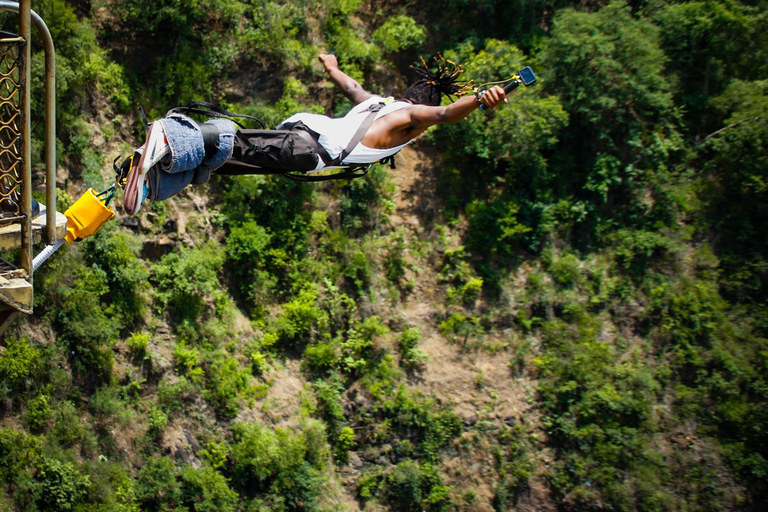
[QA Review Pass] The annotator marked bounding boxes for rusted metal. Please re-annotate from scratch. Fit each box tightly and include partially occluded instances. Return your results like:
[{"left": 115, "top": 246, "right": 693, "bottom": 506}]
[
  {"left": 0, "top": 3, "right": 57, "bottom": 245},
  {"left": 0, "top": 34, "right": 23, "bottom": 221},
  {"left": 18, "top": 0, "right": 31, "bottom": 281}
]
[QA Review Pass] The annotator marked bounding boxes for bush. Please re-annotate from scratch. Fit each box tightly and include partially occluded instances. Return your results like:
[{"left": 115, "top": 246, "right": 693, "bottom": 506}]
[
  {"left": 272, "top": 286, "right": 329, "bottom": 345},
  {"left": 438, "top": 313, "right": 482, "bottom": 347},
  {"left": 372, "top": 16, "right": 426, "bottom": 53},
  {"left": 135, "top": 456, "right": 182, "bottom": 511},
  {"left": 0, "top": 336, "right": 41, "bottom": 396},
  {"left": 32, "top": 458, "right": 90, "bottom": 511},
  {"left": 383, "top": 460, "right": 453, "bottom": 512},
  {"left": 126, "top": 332, "right": 151, "bottom": 359},
  {"left": 180, "top": 465, "right": 238, "bottom": 512},
  {"left": 547, "top": 252, "right": 581, "bottom": 286},
  {"left": 0, "top": 427, "right": 41, "bottom": 484},
  {"left": 230, "top": 422, "right": 307, "bottom": 489},
  {"left": 81, "top": 228, "right": 148, "bottom": 326},
  {"left": 151, "top": 243, "right": 225, "bottom": 328},
  {"left": 203, "top": 354, "right": 256, "bottom": 418},
  {"left": 24, "top": 394, "right": 52, "bottom": 433},
  {"left": 397, "top": 328, "right": 429, "bottom": 370},
  {"left": 225, "top": 220, "right": 275, "bottom": 301}
]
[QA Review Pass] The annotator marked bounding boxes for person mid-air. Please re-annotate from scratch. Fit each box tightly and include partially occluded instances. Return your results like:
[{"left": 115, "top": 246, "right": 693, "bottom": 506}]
[{"left": 120, "top": 53, "right": 511, "bottom": 215}]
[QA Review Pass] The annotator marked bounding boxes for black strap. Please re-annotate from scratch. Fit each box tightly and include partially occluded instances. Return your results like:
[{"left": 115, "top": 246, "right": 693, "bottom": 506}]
[
  {"left": 332, "top": 102, "right": 385, "bottom": 166},
  {"left": 168, "top": 102, "right": 266, "bottom": 129},
  {"left": 379, "top": 154, "right": 397, "bottom": 169},
  {"left": 215, "top": 156, "right": 372, "bottom": 182},
  {"left": 315, "top": 142, "right": 333, "bottom": 166},
  {"left": 283, "top": 166, "right": 372, "bottom": 182},
  {"left": 199, "top": 123, "right": 220, "bottom": 160},
  {"left": 139, "top": 105, "right": 150, "bottom": 130}
]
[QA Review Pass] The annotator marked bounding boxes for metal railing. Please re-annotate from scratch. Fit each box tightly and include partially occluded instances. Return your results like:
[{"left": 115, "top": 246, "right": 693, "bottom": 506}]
[{"left": 0, "top": 0, "right": 56, "bottom": 280}]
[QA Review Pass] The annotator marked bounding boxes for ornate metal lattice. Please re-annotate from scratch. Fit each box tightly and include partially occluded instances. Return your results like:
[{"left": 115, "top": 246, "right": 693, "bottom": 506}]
[{"left": 0, "top": 32, "right": 22, "bottom": 219}]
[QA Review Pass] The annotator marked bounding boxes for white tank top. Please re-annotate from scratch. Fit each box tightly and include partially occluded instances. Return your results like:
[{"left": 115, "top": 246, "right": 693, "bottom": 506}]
[{"left": 279, "top": 96, "right": 411, "bottom": 169}]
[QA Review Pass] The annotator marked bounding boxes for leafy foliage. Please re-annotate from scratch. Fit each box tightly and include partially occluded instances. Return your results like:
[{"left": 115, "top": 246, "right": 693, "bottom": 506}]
[{"left": 4, "top": 0, "right": 768, "bottom": 509}]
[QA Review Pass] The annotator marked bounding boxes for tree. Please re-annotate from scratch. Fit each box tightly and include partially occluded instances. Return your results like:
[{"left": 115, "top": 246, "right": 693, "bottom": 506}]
[
  {"left": 698, "top": 80, "right": 768, "bottom": 299},
  {"left": 648, "top": 0, "right": 768, "bottom": 133},
  {"left": 538, "top": 1, "right": 685, "bottom": 236}
]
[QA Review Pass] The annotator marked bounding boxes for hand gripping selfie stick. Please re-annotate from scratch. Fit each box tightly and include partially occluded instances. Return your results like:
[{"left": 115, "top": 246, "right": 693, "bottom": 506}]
[{"left": 478, "top": 66, "right": 537, "bottom": 110}]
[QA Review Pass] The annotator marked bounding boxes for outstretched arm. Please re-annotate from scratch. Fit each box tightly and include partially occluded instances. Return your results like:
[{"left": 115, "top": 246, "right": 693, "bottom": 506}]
[
  {"left": 319, "top": 54, "right": 374, "bottom": 104},
  {"left": 408, "top": 85, "right": 508, "bottom": 129}
]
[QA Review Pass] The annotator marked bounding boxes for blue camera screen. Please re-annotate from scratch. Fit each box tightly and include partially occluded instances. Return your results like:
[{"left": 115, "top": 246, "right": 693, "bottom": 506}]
[{"left": 519, "top": 67, "right": 537, "bottom": 86}]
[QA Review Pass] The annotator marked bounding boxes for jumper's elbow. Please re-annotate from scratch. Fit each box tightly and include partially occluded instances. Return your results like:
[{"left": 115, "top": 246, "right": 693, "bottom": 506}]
[{"left": 437, "top": 107, "right": 453, "bottom": 124}]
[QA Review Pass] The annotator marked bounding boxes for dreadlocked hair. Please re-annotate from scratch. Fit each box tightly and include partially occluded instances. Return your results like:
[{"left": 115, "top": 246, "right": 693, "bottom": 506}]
[{"left": 402, "top": 53, "right": 474, "bottom": 106}]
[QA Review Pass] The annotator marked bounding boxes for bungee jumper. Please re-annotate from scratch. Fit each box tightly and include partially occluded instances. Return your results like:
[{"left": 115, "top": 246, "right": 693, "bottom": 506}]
[{"left": 116, "top": 53, "right": 537, "bottom": 215}]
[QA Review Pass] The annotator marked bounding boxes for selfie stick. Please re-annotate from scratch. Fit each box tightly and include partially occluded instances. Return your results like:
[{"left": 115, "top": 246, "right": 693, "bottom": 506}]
[{"left": 478, "top": 66, "right": 536, "bottom": 110}]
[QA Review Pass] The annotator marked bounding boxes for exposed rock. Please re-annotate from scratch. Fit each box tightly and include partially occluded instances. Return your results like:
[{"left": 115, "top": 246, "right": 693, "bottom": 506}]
[
  {"left": 163, "top": 217, "right": 178, "bottom": 234},
  {"left": 184, "top": 429, "right": 201, "bottom": 453},
  {"left": 141, "top": 235, "right": 176, "bottom": 260},
  {"left": 120, "top": 216, "right": 139, "bottom": 230},
  {"left": 348, "top": 451, "right": 364, "bottom": 469}
]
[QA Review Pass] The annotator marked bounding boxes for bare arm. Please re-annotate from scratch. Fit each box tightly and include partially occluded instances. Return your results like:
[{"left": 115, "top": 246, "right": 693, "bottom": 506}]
[
  {"left": 408, "top": 85, "right": 508, "bottom": 129},
  {"left": 319, "top": 54, "right": 374, "bottom": 104}
]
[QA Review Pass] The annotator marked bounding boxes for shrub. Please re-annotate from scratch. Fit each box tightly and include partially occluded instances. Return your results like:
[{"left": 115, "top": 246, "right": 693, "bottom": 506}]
[
  {"left": 52, "top": 265, "right": 118, "bottom": 386},
  {"left": 126, "top": 332, "right": 151, "bottom": 359},
  {"left": 230, "top": 422, "right": 307, "bottom": 489},
  {"left": 372, "top": 16, "right": 426, "bottom": 53},
  {"left": 0, "top": 427, "right": 41, "bottom": 484},
  {"left": 303, "top": 341, "right": 339, "bottom": 377},
  {"left": 24, "top": 394, "right": 52, "bottom": 433},
  {"left": 339, "top": 316, "right": 389, "bottom": 374},
  {"left": 151, "top": 243, "right": 225, "bottom": 327},
  {"left": 180, "top": 465, "right": 237, "bottom": 512},
  {"left": 135, "top": 456, "right": 182, "bottom": 511},
  {"left": 612, "top": 229, "right": 673, "bottom": 283},
  {"left": 225, "top": 220, "right": 274, "bottom": 299},
  {"left": 397, "top": 328, "right": 429, "bottom": 370},
  {"left": 273, "top": 286, "right": 329, "bottom": 345},
  {"left": 312, "top": 375, "right": 347, "bottom": 437},
  {"left": 547, "top": 252, "right": 581, "bottom": 286},
  {"left": 460, "top": 277, "right": 484, "bottom": 305},
  {"left": 204, "top": 355, "right": 255, "bottom": 418},
  {"left": 335, "top": 427, "right": 356, "bottom": 462},
  {"left": 0, "top": 336, "right": 41, "bottom": 396},
  {"left": 32, "top": 458, "right": 90, "bottom": 511},
  {"left": 438, "top": 313, "right": 482, "bottom": 347},
  {"left": 383, "top": 460, "right": 453, "bottom": 512},
  {"left": 81, "top": 228, "right": 148, "bottom": 326}
]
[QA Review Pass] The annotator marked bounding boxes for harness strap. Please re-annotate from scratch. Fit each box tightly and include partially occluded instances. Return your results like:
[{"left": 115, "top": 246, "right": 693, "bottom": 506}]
[
  {"left": 283, "top": 166, "right": 372, "bottom": 182},
  {"left": 379, "top": 154, "right": 397, "bottom": 169},
  {"left": 199, "top": 123, "right": 220, "bottom": 160},
  {"left": 312, "top": 134, "right": 333, "bottom": 166},
  {"left": 167, "top": 102, "right": 266, "bottom": 129},
  {"left": 332, "top": 102, "right": 385, "bottom": 166},
  {"left": 139, "top": 105, "right": 150, "bottom": 130}
]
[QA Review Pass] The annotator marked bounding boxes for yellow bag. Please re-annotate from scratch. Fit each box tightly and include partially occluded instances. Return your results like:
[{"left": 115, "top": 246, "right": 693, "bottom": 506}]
[{"left": 64, "top": 188, "right": 115, "bottom": 243}]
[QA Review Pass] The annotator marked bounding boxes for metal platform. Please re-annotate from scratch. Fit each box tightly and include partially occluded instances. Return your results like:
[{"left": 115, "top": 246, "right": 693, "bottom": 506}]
[{"left": 0, "top": 206, "right": 66, "bottom": 252}]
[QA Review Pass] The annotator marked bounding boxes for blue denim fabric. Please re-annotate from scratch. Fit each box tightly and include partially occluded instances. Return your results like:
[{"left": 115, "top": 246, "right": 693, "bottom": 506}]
[
  {"left": 147, "top": 116, "right": 236, "bottom": 201},
  {"left": 159, "top": 114, "right": 205, "bottom": 173},
  {"left": 147, "top": 167, "right": 195, "bottom": 202}
]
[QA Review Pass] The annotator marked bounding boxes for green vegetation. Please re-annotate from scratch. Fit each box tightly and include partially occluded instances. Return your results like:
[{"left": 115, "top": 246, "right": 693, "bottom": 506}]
[{"left": 1, "top": 0, "right": 767, "bottom": 509}]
